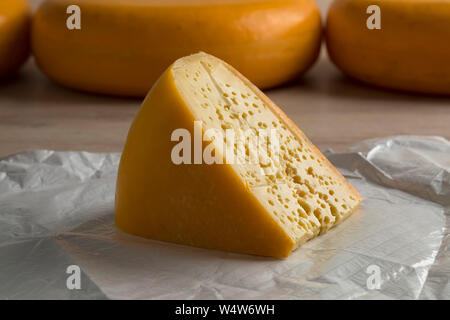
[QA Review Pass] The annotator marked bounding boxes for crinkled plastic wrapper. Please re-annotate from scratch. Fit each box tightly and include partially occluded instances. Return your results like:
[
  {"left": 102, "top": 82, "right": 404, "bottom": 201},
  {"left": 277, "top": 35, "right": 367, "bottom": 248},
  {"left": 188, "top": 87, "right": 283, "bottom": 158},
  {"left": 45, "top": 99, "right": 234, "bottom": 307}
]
[{"left": 0, "top": 136, "right": 448, "bottom": 299}]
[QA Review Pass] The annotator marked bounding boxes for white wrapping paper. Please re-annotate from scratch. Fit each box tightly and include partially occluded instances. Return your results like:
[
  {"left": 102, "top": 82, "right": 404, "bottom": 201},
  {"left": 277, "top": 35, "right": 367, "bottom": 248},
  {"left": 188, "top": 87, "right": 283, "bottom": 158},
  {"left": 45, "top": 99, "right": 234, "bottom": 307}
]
[{"left": 0, "top": 136, "right": 448, "bottom": 299}]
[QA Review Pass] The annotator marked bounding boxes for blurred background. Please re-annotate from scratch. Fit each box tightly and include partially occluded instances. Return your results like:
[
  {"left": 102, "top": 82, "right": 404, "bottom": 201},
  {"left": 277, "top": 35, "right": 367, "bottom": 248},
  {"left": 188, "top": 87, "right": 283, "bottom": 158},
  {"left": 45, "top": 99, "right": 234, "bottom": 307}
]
[{"left": 1, "top": 0, "right": 449, "bottom": 157}]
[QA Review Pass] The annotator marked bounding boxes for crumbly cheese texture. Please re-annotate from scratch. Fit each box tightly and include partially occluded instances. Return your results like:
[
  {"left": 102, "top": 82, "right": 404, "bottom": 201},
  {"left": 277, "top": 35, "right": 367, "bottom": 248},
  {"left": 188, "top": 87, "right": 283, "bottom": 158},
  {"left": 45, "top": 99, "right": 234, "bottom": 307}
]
[{"left": 115, "top": 52, "right": 362, "bottom": 258}]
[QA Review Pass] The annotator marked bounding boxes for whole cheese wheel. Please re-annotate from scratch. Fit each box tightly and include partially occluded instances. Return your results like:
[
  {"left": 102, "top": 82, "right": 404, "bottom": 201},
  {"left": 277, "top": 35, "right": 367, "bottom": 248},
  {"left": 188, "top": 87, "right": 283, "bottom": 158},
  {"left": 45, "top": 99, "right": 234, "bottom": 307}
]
[
  {"left": 0, "top": 0, "right": 30, "bottom": 78},
  {"left": 115, "top": 52, "right": 362, "bottom": 258},
  {"left": 32, "top": 0, "right": 322, "bottom": 97},
  {"left": 326, "top": 0, "right": 450, "bottom": 95}
]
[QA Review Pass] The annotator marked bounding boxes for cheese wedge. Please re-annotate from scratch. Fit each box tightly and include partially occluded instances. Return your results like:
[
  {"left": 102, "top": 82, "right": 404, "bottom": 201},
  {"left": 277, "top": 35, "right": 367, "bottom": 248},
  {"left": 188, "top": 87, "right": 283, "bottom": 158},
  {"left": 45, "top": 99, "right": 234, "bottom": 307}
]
[
  {"left": 115, "top": 52, "right": 362, "bottom": 258},
  {"left": 32, "top": 0, "right": 322, "bottom": 97},
  {"left": 0, "top": 0, "right": 30, "bottom": 77}
]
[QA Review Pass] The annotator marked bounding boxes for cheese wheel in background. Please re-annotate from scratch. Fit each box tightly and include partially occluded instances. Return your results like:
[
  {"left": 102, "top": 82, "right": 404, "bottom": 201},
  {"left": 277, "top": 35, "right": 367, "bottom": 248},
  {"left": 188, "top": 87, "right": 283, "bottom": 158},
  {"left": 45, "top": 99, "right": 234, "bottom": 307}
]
[
  {"left": 115, "top": 52, "right": 362, "bottom": 258},
  {"left": 32, "top": 0, "right": 322, "bottom": 97},
  {"left": 0, "top": 0, "right": 30, "bottom": 78},
  {"left": 326, "top": 0, "right": 450, "bottom": 95}
]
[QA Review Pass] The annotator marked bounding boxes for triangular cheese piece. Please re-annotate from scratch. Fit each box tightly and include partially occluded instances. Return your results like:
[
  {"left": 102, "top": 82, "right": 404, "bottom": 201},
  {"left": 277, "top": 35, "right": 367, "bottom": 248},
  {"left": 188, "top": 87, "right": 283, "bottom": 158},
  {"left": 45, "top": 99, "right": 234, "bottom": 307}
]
[{"left": 115, "top": 52, "right": 362, "bottom": 258}]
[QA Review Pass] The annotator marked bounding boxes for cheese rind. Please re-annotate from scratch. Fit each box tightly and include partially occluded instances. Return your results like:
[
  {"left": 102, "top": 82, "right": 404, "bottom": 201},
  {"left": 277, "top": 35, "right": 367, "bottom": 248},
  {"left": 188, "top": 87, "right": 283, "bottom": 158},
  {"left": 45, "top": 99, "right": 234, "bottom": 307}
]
[
  {"left": 32, "top": 0, "right": 322, "bottom": 96},
  {"left": 0, "top": 0, "right": 30, "bottom": 77},
  {"left": 115, "top": 52, "right": 362, "bottom": 258}
]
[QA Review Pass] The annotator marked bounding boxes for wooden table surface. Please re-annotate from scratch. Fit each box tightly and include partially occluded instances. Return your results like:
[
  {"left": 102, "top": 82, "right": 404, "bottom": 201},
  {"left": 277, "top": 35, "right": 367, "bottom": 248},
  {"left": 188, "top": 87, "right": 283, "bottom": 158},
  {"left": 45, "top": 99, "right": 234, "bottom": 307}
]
[
  {"left": 1, "top": 54, "right": 449, "bottom": 158},
  {"left": 1, "top": 0, "right": 449, "bottom": 157}
]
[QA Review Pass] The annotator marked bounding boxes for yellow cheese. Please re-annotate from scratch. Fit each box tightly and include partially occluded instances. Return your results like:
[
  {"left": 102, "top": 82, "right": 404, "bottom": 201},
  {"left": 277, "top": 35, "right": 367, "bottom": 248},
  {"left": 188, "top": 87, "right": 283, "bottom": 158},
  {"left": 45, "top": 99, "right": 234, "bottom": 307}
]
[
  {"left": 115, "top": 52, "right": 362, "bottom": 258},
  {"left": 326, "top": 0, "right": 450, "bottom": 95},
  {"left": 0, "top": 0, "right": 30, "bottom": 77},
  {"left": 32, "top": 0, "right": 322, "bottom": 97}
]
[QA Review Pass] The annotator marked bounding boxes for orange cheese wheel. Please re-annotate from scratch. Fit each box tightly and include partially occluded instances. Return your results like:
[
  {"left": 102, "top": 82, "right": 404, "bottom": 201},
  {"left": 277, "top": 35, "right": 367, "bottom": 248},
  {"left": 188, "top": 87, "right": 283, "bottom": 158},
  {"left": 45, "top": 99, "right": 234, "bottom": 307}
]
[
  {"left": 0, "top": 0, "right": 30, "bottom": 78},
  {"left": 326, "top": 0, "right": 450, "bottom": 95},
  {"left": 32, "top": 0, "right": 322, "bottom": 97}
]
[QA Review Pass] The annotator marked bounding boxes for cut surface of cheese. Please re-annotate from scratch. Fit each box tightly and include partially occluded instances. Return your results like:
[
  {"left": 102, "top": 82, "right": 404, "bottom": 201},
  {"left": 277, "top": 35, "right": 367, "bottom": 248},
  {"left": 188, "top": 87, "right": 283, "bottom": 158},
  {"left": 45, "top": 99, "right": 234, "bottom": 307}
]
[
  {"left": 326, "top": 0, "right": 450, "bottom": 95},
  {"left": 32, "top": 0, "right": 321, "bottom": 97},
  {"left": 115, "top": 52, "right": 362, "bottom": 258},
  {"left": 0, "top": 0, "right": 30, "bottom": 77}
]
